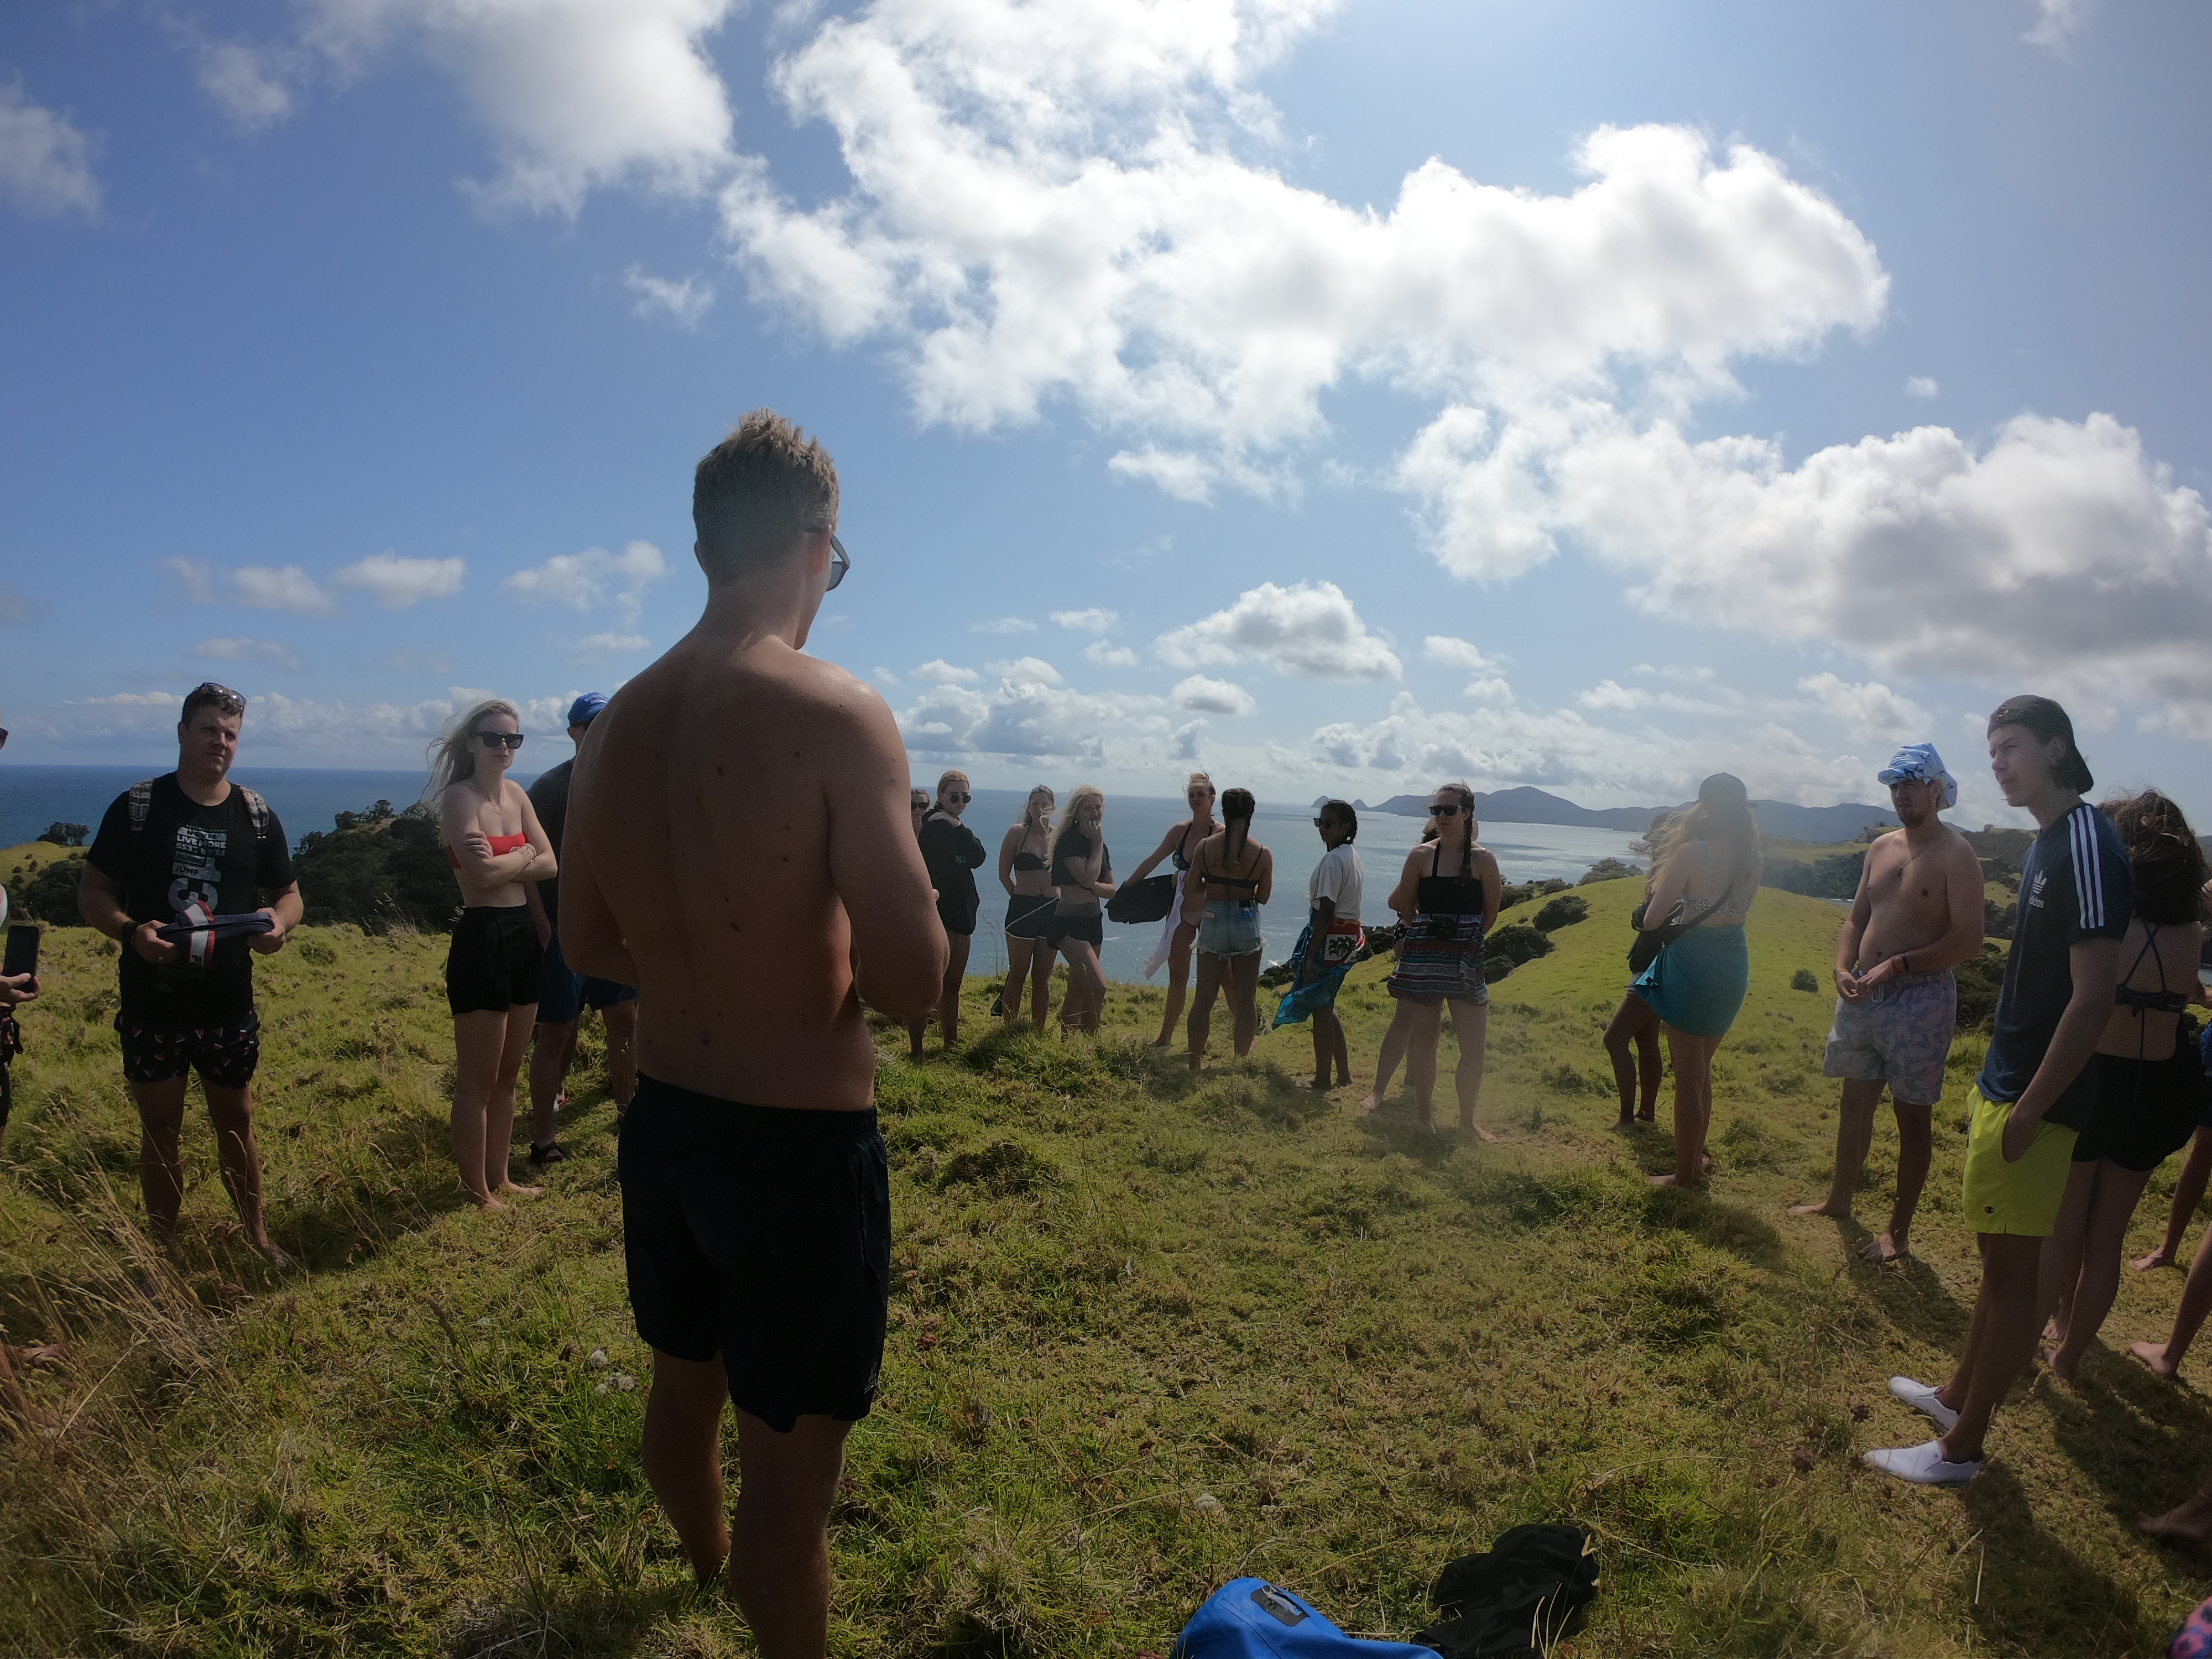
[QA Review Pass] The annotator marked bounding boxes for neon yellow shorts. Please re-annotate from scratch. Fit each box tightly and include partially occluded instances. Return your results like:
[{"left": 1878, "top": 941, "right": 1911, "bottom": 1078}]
[{"left": 1960, "top": 1083, "right": 2078, "bottom": 1237}]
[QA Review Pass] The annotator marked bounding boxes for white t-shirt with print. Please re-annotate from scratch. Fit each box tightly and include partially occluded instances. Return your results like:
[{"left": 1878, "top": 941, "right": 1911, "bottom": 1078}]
[{"left": 1307, "top": 843, "right": 1363, "bottom": 924}]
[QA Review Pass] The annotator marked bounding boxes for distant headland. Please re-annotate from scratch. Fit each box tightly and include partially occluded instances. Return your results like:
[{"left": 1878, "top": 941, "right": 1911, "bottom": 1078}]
[{"left": 1312, "top": 784, "right": 1898, "bottom": 844}]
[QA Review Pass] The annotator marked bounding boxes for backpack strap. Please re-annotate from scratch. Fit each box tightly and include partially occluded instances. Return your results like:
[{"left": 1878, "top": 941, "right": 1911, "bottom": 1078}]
[
  {"left": 128, "top": 779, "right": 156, "bottom": 831},
  {"left": 236, "top": 786, "right": 271, "bottom": 841}
]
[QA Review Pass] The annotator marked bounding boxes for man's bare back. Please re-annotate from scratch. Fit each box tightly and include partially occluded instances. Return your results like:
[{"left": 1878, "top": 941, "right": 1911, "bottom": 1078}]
[
  {"left": 1850, "top": 823, "right": 1984, "bottom": 977},
  {"left": 560, "top": 632, "right": 943, "bottom": 1111}
]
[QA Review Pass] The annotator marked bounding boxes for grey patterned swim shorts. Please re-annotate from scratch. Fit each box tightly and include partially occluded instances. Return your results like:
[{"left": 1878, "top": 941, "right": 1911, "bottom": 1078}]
[{"left": 1822, "top": 968, "right": 1958, "bottom": 1107}]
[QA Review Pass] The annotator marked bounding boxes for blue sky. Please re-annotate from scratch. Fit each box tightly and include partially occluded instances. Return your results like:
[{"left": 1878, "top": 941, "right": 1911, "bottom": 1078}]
[{"left": 3, "top": 0, "right": 2208, "bottom": 828}]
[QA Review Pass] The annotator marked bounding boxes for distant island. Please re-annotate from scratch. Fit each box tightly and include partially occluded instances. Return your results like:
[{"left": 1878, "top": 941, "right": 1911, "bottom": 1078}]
[{"left": 1313, "top": 784, "right": 1897, "bottom": 844}]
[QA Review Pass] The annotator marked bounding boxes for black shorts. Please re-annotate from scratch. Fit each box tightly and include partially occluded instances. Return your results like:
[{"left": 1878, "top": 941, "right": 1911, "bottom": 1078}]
[
  {"left": 618, "top": 1075, "right": 890, "bottom": 1433},
  {"left": 446, "top": 905, "right": 544, "bottom": 1016},
  {"left": 116, "top": 1009, "right": 262, "bottom": 1089},
  {"left": 2075, "top": 1048, "right": 2207, "bottom": 1173},
  {"left": 1047, "top": 908, "right": 1103, "bottom": 950},
  {"left": 1004, "top": 893, "right": 1057, "bottom": 941}
]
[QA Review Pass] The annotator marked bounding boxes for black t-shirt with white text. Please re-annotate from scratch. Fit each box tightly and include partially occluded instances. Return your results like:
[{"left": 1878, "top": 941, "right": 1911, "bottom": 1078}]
[{"left": 87, "top": 775, "right": 295, "bottom": 1024}]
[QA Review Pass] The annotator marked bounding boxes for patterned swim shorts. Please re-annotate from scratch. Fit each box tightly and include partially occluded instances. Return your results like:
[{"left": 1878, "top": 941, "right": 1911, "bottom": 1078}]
[
  {"left": 1822, "top": 969, "right": 1957, "bottom": 1106},
  {"left": 116, "top": 1009, "right": 263, "bottom": 1089}
]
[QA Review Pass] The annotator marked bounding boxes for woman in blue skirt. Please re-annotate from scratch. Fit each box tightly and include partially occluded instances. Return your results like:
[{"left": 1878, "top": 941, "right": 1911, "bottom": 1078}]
[{"left": 1633, "top": 773, "right": 1761, "bottom": 1188}]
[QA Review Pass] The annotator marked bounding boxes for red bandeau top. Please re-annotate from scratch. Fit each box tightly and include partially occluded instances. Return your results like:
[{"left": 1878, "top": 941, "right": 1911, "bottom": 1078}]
[{"left": 447, "top": 832, "right": 529, "bottom": 868}]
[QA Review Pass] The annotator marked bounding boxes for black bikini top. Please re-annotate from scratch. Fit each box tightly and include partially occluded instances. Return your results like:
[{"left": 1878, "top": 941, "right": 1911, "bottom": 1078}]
[
  {"left": 2115, "top": 925, "right": 2190, "bottom": 1018},
  {"left": 1416, "top": 842, "right": 1487, "bottom": 916},
  {"left": 1012, "top": 850, "right": 1047, "bottom": 872},
  {"left": 1199, "top": 833, "right": 1262, "bottom": 891},
  {"left": 1170, "top": 820, "right": 1209, "bottom": 872}
]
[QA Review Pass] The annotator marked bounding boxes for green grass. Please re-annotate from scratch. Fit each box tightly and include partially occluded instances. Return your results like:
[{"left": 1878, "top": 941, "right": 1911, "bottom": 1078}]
[{"left": 2, "top": 890, "right": 2208, "bottom": 1657}]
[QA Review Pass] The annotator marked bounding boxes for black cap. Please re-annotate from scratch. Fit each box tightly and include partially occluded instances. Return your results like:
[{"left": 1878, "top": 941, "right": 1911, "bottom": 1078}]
[
  {"left": 1987, "top": 695, "right": 2093, "bottom": 792},
  {"left": 1698, "top": 772, "right": 1749, "bottom": 807}
]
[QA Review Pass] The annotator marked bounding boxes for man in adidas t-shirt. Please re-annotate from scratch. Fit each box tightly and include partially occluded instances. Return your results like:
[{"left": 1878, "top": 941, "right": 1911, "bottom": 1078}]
[
  {"left": 1869, "top": 695, "right": 2130, "bottom": 1485},
  {"left": 77, "top": 683, "right": 301, "bottom": 1265}
]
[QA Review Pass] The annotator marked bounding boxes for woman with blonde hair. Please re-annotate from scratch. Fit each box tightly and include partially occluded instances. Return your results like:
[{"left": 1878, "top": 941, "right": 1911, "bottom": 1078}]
[
  {"left": 1124, "top": 772, "right": 1219, "bottom": 1046},
  {"left": 1360, "top": 782, "right": 1501, "bottom": 1135},
  {"left": 429, "top": 698, "right": 557, "bottom": 1209},
  {"left": 998, "top": 785, "right": 1059, "bottom": 1025},
  {"left": 912, "top": 769, "right": 988, "bottom": 1055},
  {"left": 1633, "top": 773, "right": 1761, "bottom": 1188},
  {"left": 1048, "top": 786, "right": 1115, "bottom": 1034}
]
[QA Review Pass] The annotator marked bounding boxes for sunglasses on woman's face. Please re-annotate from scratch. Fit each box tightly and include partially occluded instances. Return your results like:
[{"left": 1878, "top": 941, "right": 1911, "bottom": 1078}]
[
  {"left": 1430, "top": 803, "right": 1459, "bottom": 816},
  {"left": 476, "top": 731, "right": 525, "bottom": 750},
  {"left": 945, "top": 791, "right": 972, "bottom": 804}
]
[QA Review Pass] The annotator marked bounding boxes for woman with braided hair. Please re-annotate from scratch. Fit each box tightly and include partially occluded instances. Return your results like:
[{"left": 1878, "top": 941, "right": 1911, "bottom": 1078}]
[{"left": 1360, "top": 782, "right": 1501, "bottom": 1135}]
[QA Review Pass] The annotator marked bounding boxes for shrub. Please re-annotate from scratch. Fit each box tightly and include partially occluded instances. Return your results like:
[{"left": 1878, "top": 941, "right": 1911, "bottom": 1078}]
[
  {"left": 1485, "top": 922, "right": 1553, "bottom": 968},
  {"left": 1954, "top": 943, "right": 2007, "bottom": 1031},
  {"left": 1761, "top": 851, "right": 1865, "bottom": 900},
  {"left": 8, "top": 855, "right": 86, "bottom": 924},
  {"left": 1578, "top": 857, "right": 1642, "bottom": 885},
  {"left": 1790, "top": 968, "right": 1818, "bottom": 993},
  {"left": 1531, "top": 894, "right": 1590, "bottom": 933},
  {"left": 36, "top": 822, "right": 89, "bottom": 848},
  {"left": 290, "top": 804, "right": 458, "bottom": 933}
]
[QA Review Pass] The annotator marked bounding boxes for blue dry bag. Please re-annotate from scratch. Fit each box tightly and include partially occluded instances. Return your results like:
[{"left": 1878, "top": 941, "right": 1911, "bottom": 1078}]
[{"left": 1172, "top": 1578, "right": 1439, "bottom": 1659}]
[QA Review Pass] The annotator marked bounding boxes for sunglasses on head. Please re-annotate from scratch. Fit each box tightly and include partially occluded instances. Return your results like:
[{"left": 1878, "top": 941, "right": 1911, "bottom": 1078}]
[
  {"left": 1430, "top": 803, "right": 1460, "bottom": 816},
  {"left": 827, "top": 533, "right": 849, "bottom": 591},
  {"left": 475, "top": 731, "right": 525, "bottom": 750}
]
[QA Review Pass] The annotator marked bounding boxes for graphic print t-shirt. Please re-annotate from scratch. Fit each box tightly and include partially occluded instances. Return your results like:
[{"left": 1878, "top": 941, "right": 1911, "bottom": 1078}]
[
  {"left": 526, "top": 760, "right": 573, "bottom": 929},
  {"left": 87, "top": 775, "right": 295, "bottom": 1024},
  {"left": 1976, "top": 802, "right": 2133, "bottom": 1129},
  {"left": 1307, "top": 843, "right": 1364, "bottom": 925}
]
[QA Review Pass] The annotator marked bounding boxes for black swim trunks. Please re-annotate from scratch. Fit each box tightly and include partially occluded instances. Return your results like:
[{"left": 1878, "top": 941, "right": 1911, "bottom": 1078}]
[
  {"left": 116, "top": 1009, "right": 262, "bottom": 1089},
  {"left": 2074, "top": 1047, "right": 2207, "bottom": 1174},
  {"left": 1047, "top": 907, "right": 1103, "bottom": 950},
  {"left": 1004, "top": 892, "right": 1056, "bottom": 941},
  {"left": 445, "top": 905, "right": 544, "bottom": 1016},
  {"left": 618, "top": 1076, "right": 890, "bottom": 1433}
]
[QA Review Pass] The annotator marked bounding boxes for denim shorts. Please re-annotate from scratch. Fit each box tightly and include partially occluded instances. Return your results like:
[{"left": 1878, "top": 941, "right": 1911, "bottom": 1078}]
[{"left": 1197, "top": 899, "right": 1262, "bottom": 957}]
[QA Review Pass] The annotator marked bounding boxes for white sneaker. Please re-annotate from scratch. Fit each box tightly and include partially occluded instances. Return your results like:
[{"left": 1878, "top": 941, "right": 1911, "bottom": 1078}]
[
  {"left": 1887, "top": 1375, "right": 1959, "bottom": 1432},
  {"left": 1865, "top": 1439, "right": 1981, "bottom": 1486}
]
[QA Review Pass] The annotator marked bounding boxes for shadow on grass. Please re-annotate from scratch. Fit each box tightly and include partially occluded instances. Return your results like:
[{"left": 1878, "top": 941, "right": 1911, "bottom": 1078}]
[
  {"left": 1845, "top": 1246, "right": 1970, "bottom": 1348},
  {"left": 1350, "top": 1097, "right": 1472, "bottom": 1165},
  {"left": 1639, "top": 1183, "right": 1787, "bottom": 1270},
  {"left": 1960, "top": 1462, "right": 2152, "bottom": 1655},
  {"left": 2046, "top": 1342, "right": 2212, "bottom": 1521}
]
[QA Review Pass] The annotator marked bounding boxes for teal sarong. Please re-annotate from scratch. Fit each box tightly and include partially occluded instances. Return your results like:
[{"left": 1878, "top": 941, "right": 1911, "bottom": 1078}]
[{"left": 1272, "top": 919, "right": 1357, "bottom": 1028}]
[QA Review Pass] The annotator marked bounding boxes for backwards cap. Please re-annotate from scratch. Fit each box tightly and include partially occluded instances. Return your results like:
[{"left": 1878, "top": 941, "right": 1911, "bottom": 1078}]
[
  {"left": 1878, "top": 743, "right": 1958, "bottom": 808},
  {"left": 1987, "top": 695, "right": 2093, "bottom": 792},
  {"left": 566, "top": 692, "right": 609, "bottom": 729}
]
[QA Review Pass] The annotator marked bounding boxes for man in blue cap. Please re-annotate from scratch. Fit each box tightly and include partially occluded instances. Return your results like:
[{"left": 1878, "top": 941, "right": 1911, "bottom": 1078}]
[
  {"left": 523, "top": 692, "right": 637, "bottom": 1162},
  {"left": 1789, "top": 743, "right": 1986, "bottom": 1263}
]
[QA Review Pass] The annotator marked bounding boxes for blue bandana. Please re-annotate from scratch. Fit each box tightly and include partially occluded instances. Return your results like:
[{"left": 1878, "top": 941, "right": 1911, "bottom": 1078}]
[{"left": 1878, "top": 743, "right": 1958, "bottom": 808}]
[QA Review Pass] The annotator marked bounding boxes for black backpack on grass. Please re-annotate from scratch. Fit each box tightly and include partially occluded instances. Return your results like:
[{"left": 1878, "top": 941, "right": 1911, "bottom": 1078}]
[{"left": 1413, "top": 1525, "right": 1599, "bottom": 1658}]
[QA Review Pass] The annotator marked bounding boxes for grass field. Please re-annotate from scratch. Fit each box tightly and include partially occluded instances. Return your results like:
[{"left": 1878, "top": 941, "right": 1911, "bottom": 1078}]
[{"left": 4, "top": 878, "right": 2211, "bottom": 1656}]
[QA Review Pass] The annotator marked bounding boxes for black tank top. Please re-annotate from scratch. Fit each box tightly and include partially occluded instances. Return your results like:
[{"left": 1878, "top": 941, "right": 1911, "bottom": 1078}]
[{"left": 1416, "top": 842, "right": 1486, "bottom": 916}]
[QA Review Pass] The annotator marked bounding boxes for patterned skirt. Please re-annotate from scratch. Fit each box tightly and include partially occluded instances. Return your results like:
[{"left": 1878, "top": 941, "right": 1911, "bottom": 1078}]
[{"left": 1386, "top": 911, "right": 1488, "bottom": 1004}]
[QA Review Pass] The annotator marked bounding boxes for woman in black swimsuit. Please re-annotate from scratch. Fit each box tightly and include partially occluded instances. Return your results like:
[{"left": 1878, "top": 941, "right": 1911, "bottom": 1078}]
[
  {"left": 998, "top": 785, "right": 1058, "bottom": 1025},
  {"left": 1048, "top": 786, "right": 1115, "bottom": 1034},
  {"left": 2035, "top": 790, "right": 2208, "bottom": 1380},
  {"left": 912, "top": 769, "right": 989, "bottom": 1055},
  {"left": 1358, "top": 782, "right": 1501, "bottom": 1136},
  {"left": 1185, "top": 787, "right": 1272, "bottom": 1072},
  {"left": 1123, "top": 773, "right": 1218, "bottom": 1046}
]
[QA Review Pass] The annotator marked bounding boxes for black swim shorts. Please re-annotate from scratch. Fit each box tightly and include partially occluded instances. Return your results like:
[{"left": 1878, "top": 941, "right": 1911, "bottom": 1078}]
[
  {"left": 1004, "top": 892, "right": 1057, "bottom": 942},
  {"left": 1047, "top": 907, "right": 1103, "bottom": 950},
  {"left": 446, "top": 905, "right": 544, "bottom": 1016},
  {"left": 2074, "top": 1048, "right": 2206, "bottom": 1174},
  {"left": 116, "top": 1009, "right": 262, "bottom": 1089},
  {"left": 618, "top": 1076, "right": 890, "bottom": 1433}
]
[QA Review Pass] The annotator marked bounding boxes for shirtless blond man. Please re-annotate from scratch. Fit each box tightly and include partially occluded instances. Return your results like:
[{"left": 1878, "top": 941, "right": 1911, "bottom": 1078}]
[
  {"left": 559, "top": 412, "right": 945, "bottom": 1659},
  {"left": 1788, "top": 745, "right": 1985, "bottom": 1261}
]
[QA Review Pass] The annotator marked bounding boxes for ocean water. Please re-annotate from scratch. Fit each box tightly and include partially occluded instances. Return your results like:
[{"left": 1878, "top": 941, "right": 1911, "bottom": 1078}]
[{"left": 0, "top": 768, "right": 1642, "bottom": 982}]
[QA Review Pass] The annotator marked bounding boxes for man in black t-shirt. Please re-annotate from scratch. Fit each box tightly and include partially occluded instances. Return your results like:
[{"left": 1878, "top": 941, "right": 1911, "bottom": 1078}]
[
  {"left": 523, "top": 692, "right": 638, "bottom": 1164},
  {"left": 77, "top": 683, "right": 302, "bottom": 1265}
]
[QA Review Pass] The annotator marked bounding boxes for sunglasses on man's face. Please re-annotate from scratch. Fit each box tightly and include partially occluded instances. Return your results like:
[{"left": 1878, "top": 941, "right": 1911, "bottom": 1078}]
[
  {"left": 476, "top": 732, "right": 525, "bottom": 751},
  {"left": 827, "top": 533, "right": 850, "bottom": 591}
]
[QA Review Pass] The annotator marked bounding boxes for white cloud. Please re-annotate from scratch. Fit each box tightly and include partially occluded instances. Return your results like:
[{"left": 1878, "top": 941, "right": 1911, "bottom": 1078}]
[
  {"left": 1172, "top": 718, "right": 1207, "bottom": 760},
  {"left": 896, "top": 665, "right": 1165, "bottom": 764},
  {"left": 972, "top": 615, "right": 1037, "bottom": 635},
  {"left": 195, "top": 637, "right": 305, "bottom": 672},
  {"left": 333, "top": 552, "right": 466, "bottom": 608},
  {"left": 0, "top": 583, "right": 37, "bottom": 623},
  {"left": 162, "top": 559, "right": 215, "bottom": 604},
  {"left": 1172, "top": 674, "right": 1256, "bottom": 716},
  {"left": 1423, "top": 635, "right": 1496, "bottom": 671},
  {"left": 1580, "top": 679, "right": 1639, "bottom": 712},
  {"left": 1084, "top": 641, "right": 1139, "bottom": 668},
  {"left": 232, "top": 565, "right": 338, "bottom": 616},
  {"left": 2026, "top": 0, "right": 2095, "bottom": 50},
  {"left": 1796, "top": 673, "right": 1932, "bottom": 745},
  {"left": 1156, "top": 581, "right": 1401, "bottom": 680},
  {"left": 196, "top": 42, "right": 299, "bottom": 129},
  {"left": 0, "top": 80, "right": 101, "bottom": 220},
  {"left": 624, "top": 265, "right": 715, "bottom": 328},
  {"left": 984, "top": 656, "right": 1065, "bottom": 686},
  {"left": 873, "top": 666, "right": 900, "bottom": 687},
  {"left": 914, "top": 659, "right": 978, "bottom": 684},
  {"left": 302, "top": 0, "right": 740, "bottom": 215},
  {"left": 1905, "top": 375, "right": 1938, "bottom": 399},
  {"left": 1051, "top": 608, "right": 1119, "bottom": 634},
  {"left": 504, "top": 540, "right": 667, "bottom": 643}
]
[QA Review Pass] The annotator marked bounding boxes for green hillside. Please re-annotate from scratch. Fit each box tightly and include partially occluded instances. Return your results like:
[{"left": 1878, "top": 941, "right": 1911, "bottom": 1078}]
[{"left": 0, "top": 896, "right": 2202, "bottom": 1657}]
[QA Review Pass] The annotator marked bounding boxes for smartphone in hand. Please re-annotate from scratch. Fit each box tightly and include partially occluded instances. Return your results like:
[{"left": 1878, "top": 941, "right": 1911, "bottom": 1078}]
[{"left": 3, "top": 925, "right": 39, "bottom": 981}]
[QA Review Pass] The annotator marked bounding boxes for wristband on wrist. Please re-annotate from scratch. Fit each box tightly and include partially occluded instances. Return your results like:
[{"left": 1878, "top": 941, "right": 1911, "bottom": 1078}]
[{"left": 1899, "top": 953, "right": 1911, "bottom": 975}]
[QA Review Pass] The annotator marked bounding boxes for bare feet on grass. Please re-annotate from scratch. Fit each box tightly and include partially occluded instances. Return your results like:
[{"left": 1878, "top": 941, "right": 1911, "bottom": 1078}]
[
  {"left": 2133, "top": 1248, "right": 2180, "bottom": 1272},
  {"left": 2130, "top": 1340, "right": 2181, "bottom": 1380},
  {"left": 1859, "top": 1232, "right": 1910, "bottom": 1264},
  {"left": 1787, "top": 1198, "right": 1850, "bottom": 1220},
  {"left": 1461, "top": 1117, "right": 1500, "bottom": 1144},
  {"left": 2140, "top": 1491, "right": 2212, "bottom": 1546},
  {"left": 1356, "top": 1092, "right": 1381, "bottom": 1115},
  {"left": 248, "top": 1235, "right": 294, "bottom": 1270},
  {"left": 2041, "top": 1342, "right": 2080, "bottom": 1383}
]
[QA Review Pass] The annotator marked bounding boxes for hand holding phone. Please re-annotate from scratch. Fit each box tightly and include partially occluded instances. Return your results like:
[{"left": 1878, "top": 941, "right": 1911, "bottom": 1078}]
[{"left": 2, "top": 925, "right": 38, "bottom": 982}]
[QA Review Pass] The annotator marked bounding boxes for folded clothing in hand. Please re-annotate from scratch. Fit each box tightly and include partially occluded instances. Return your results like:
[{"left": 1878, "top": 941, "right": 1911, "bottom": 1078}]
[{"left": 155, "top": 902, "right": 275, "bottom": 968}]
